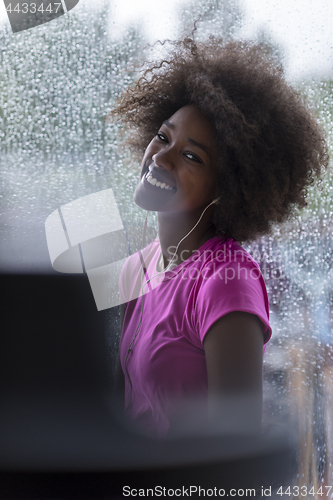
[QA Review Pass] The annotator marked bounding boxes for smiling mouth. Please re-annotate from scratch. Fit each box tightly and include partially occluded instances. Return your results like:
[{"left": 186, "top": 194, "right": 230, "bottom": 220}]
[{"left": 141, "top": 168, "right": 176, "bottom": 191}]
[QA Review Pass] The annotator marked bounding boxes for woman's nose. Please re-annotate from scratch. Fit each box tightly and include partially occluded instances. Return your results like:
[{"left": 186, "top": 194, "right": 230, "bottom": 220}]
[{"left": 152, "top": 150, "right": 174, "bottom": 170}]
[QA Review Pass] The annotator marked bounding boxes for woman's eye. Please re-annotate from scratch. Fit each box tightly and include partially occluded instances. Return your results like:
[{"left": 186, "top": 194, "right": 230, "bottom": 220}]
[
  {"left": 184, "top": 152, "right": 203, "bottom": 163},
  {"left": 157, "top": 132, "right": 168, "bottom": 142}
]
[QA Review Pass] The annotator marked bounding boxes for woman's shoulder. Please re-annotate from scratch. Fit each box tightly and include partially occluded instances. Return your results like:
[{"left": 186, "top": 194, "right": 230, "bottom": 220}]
[
  {"left": 193, "top": 237, "right": 272, "bottom": 344},
  {"left": 194, "top": 236, "right": 258, "bottom": 269},
  {"left": 194, "top": 236, "right": 269, "bottom": 317}
]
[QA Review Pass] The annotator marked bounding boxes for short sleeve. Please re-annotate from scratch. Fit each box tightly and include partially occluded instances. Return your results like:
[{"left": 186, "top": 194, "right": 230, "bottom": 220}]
[{"left": 194, "top": 258, "right": 271, "bottom": 345}]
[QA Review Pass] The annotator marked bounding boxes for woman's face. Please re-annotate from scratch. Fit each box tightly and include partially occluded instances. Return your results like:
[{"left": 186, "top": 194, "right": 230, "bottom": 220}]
[{"left": 133, "top": 104, "right": 218, "bottom": 214}]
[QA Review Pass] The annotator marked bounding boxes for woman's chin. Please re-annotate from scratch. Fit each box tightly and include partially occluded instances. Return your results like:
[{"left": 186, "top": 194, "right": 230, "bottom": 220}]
[
  {"left": 133, "top": 197, "right": 156, "bottom": 212},
  {"left": 133, "top": 186, "right": 158, "bottom": 211}
]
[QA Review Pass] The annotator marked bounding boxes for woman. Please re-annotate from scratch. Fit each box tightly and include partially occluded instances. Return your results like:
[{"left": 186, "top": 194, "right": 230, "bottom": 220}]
[{"left": 111, "top": 37, "right": 328, "bottom": 437}]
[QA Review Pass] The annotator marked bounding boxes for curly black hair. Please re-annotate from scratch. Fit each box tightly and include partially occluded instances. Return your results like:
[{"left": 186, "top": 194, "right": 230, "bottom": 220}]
[{"left": 110, "top": 36, "right": 329, "bottom": 242}]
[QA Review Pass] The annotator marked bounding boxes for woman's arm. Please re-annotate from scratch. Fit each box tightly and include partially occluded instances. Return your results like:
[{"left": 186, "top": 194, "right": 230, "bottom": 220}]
[
  {"left": 203, "top": 311, "right": 265, "bottom": 434},
  {"left": 113, "top": 302, "right": 127, "bottom": 410}
]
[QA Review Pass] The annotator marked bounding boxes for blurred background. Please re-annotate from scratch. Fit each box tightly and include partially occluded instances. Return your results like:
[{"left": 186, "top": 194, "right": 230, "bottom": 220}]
[{"left": 0, "top": 0, "right": 333, "bottom": 496}]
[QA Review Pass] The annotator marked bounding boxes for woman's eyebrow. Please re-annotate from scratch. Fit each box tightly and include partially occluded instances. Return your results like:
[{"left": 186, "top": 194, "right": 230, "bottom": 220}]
[{"left": 162, "top": 119, "right": 175, "bottom": 129}]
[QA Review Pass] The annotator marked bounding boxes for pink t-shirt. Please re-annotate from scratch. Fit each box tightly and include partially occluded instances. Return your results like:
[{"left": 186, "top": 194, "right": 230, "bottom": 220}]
[{"left": 119, "top": 236, "right": 271, "bottom": 436}]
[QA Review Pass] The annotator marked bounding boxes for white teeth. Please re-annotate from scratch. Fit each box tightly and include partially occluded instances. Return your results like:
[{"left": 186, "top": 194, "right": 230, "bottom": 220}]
[{"left": 145, "top": 171, "right": 173, "bottom": 190}]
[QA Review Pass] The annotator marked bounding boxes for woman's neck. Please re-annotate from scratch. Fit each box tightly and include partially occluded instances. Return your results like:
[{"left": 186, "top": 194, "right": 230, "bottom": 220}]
[{"left": 157, "top": 208, "right": 216, "bottom": 269}]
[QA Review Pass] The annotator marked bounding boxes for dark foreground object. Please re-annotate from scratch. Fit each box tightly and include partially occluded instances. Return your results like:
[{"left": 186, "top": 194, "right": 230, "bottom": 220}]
[{"left": 0, "top": 273, "right": 296, "bottom": 498}]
